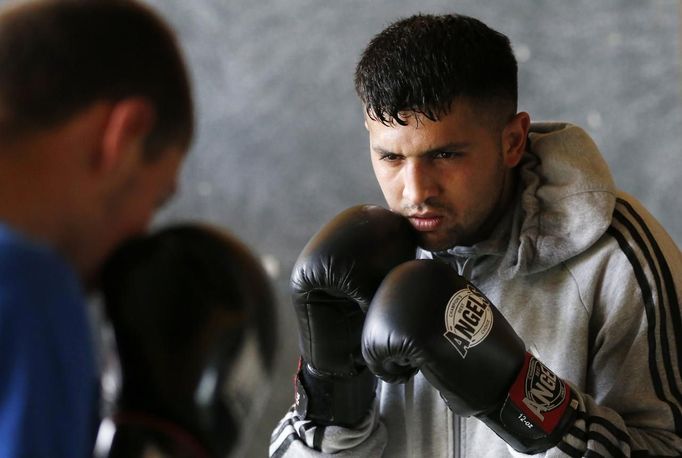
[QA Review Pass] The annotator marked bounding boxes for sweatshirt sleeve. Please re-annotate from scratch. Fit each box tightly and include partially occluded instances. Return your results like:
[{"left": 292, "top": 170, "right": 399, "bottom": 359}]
[
  {"left": 550, "top": 196, "right": 682, "bottom": 457},
  {"left": 269, "top": 400, "right": 386, "bottom": 457},
  {"left": 553, "top": 390, "right": 682, "bottom": 457}
]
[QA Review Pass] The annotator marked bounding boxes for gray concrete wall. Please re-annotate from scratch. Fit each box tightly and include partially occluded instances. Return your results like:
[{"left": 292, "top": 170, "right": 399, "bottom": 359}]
[
  {"left": 144, "top": 1, "right": 680, "bottom": 456},
  {"left": 7, "top": 0, "right": 677, "bottom": 455},
  {"left": 139, "top": 2, "right": 680, "bottom": 455}
]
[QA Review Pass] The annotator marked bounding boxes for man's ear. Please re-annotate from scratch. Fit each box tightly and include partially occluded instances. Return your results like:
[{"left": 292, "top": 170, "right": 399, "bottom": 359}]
[
  {"left": 98, "top": 98, "right": 156, "bottom": 171},
  {"left": 501, "top": 111, "right": 530, "bottom": 168}
]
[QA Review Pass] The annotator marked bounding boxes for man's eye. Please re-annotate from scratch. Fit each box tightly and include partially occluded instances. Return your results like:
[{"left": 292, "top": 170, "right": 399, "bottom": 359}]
[
  {"left": 433, "top": 151, "right": 460, "bottom": 159},
  {"left": 380, "top": 153, "right": 401, "bottom": 161}
]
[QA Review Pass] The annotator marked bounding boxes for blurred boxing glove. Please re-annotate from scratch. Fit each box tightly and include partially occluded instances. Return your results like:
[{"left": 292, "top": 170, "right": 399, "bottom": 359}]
[
  {"left": 93, "top": 224, "right": 277, "bottom": 458},
  {"left": 292, "top": 205, "right": 417, "bottom": 427},
  {"left": 362, "top": 259, "right": 577, "bottom": 454}
]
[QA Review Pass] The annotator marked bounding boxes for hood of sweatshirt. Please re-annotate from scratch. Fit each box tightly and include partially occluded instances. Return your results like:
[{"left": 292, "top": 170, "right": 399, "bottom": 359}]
[{"left": 425, "top": 122, "right": 617, "bottom": 280}]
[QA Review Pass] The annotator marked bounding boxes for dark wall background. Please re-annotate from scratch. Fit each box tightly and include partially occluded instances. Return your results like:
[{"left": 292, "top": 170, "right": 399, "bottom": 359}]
[{"left": 123, "top": 0, "right": 682, "bottom": 456}]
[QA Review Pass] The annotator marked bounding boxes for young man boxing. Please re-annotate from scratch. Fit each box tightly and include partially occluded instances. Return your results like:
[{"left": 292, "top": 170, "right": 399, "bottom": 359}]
[{"left": 271, "top": 13, "right": 682, "bottom": 457}]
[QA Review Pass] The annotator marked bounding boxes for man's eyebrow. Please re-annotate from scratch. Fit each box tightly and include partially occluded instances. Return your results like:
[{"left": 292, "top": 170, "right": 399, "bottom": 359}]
[
  {"left": 422, "top": 142, "right": 470, "bottom": 154},
  {"left": 371, "top": 142, "right": 470, "bottom": 156},
  {"left": 371, "top": 146, "right": 397, "bottom": 155}
]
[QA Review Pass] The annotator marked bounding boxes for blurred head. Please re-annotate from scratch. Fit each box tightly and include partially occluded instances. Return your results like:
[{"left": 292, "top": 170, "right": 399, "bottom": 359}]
[
  {"left": 0, "top": 0, "right": 193, "bottom": 154},
  {"left": 97, "top": 224, "right": 277, "bottom": 457},
  {"left": 355, "top": 14, "right": 529, "bottom": 250},
  {"left": 0, "top": 0, "right": 194, "bottom": 277}
]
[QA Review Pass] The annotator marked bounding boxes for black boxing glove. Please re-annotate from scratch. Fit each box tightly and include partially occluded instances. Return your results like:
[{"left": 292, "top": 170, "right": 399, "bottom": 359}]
[
  {"left": 95, "top": 224, "right": 277, "bottom": 458},
  {"left": 292, "top": 205, "right": 417, "bottom": 427},
  {"left": 362, "top": 259, "right": 577, "bottom": 454}
]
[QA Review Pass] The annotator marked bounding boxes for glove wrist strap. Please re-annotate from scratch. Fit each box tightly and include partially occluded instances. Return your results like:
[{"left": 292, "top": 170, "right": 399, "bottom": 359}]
[
  {"left": 483, "top": 352, "right": 578, "bottom": 454},
  {"left": 294, "top": 358, "right": 377, "bottom": 427}
]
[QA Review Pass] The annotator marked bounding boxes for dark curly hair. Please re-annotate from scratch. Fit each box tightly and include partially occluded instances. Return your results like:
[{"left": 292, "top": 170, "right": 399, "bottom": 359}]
[{"left": 354, "top": 14, "right": 517, "bottom": 126}]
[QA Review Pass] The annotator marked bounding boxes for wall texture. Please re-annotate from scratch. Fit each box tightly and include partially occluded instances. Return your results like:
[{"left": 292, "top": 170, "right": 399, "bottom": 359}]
[
  {"left": 9, "top": 0, "right": 675, "bottom": 455},
  {"left": 137, "top": 2, "right": 680, "bottom": 454},
  {"left": 139, "top": 1, "right": 681, "bottom": 456}
]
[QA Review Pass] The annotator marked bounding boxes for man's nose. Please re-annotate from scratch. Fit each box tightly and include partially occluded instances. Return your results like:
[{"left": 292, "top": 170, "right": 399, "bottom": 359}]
[{"left": 402, "top": 160, "right": 438, "bottom": 207}]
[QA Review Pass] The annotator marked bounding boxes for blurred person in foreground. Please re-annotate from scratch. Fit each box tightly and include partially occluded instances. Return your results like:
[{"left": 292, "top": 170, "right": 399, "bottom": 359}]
[{"left": 0, "top": 1, "right": 193, "bottom": 456}]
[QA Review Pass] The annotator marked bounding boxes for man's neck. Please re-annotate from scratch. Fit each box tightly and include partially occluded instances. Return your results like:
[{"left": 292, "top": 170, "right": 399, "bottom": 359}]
[
  {"left": 467, "top": 167, "right": 519, "bottom": 248},
  {"left": 0, "top": 141, "right": 79, "bottom": 261}
]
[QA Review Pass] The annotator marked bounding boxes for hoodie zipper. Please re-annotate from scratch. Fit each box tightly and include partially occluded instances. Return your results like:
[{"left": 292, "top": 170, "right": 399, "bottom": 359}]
[{"left": 452, "top": 410, "right": 460, "bottom": 458}]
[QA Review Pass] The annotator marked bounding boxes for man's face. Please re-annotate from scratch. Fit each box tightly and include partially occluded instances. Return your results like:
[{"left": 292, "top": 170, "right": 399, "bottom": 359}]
[
  {"left": 366, "top": 101, "right": 521, "bottom": 251},
  {"left": 83, "top": 147, "right": 185, "bottom": 279}
]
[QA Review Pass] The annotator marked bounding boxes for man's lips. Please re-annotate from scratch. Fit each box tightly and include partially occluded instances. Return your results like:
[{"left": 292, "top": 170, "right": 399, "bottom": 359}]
[{"left": 407, "top": 214, "right": 443, "bottom": 231}]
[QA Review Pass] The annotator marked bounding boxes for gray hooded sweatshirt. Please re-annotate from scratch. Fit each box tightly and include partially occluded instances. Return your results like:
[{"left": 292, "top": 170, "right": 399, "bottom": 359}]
[{"left": 270, "top": 123, "right": 682, "bottom": 457}]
